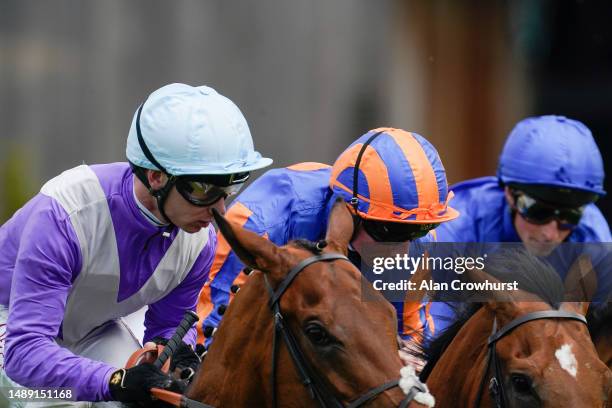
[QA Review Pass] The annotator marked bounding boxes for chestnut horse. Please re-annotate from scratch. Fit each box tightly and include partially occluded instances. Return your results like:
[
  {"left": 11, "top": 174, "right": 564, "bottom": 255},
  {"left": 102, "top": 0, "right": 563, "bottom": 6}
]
[
  {"left": 185, "top": 200, "right": 434, "bottom": 407},
  {"left": 417, "top": 252, "right": 611, "bottom": 407}
]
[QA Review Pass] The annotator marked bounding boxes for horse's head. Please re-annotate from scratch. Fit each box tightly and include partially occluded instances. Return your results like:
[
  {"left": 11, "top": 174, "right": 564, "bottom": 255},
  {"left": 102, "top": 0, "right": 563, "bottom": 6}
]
[
  {"left": 195, "top": 198, "right": 431, "bottom": 407},
  {"left": 484, "top": 300, "right": 610, "bottom": 407},
  {"left": 483, "top": 255, "right": 611, "bottom": 407},
  {"left": 426, "top": 252, "right": 611, "bottom": 407}
]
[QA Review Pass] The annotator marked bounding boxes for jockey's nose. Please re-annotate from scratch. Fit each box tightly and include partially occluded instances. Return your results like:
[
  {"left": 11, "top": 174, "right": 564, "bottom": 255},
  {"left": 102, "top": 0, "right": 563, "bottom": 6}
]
[
  {"left": 538, "top": 219, "right": 561, "bottom": 241},
  {"left": 209, "top": 196, "right": 226, "bottom": 216}
]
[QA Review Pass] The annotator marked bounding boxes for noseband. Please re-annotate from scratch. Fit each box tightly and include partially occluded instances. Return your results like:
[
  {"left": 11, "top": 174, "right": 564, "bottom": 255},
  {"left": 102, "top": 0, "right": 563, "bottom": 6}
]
[
  {"left": 474, "top": 310, "right": 587, "bottom": 408},
  {"left": 265, "top": 253, "right": 425, "bottom": 408}
]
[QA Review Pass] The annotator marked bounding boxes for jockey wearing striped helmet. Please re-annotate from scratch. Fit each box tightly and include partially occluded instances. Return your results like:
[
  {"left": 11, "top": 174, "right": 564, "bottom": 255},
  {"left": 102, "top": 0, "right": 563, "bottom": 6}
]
[{"left": 197, "top": 127, "right": 458, "bottom": 348}]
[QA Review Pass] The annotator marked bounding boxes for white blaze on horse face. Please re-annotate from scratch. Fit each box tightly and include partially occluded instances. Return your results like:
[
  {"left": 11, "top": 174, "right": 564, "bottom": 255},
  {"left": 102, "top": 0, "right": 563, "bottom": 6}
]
[{"left": 555, "top": 344, "right": 578, "bottom": 378}]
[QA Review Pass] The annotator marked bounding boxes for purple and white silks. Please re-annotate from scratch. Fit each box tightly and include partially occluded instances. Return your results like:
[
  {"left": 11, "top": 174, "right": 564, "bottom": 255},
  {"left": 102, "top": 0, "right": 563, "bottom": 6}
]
[{"left": 0, "top": 163, "right": 216, "bottom": 401}]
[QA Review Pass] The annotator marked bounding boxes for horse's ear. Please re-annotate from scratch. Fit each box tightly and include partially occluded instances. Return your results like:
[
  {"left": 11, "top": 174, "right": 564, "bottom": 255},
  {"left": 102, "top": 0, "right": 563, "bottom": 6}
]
[
  {"left": 561, "top": 255, "right": 596, "bottom": 316},
  {"left": 466, "top": 268, "right": 526, "bottom": 322},
  {"left": 212, "top": 208, "right": 281, "bottom": 272},
  {"left": 324, "top": 197, "right": 354, "bottom": 256}
]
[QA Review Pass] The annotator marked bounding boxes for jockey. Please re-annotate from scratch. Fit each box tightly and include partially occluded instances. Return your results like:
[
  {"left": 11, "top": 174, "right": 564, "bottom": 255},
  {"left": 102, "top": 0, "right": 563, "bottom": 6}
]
[
  {"left": 196, "top": 128, "right": 459, "bottom": 348},
  {"left": 0, "top": 83, "right": 271, "bottom": 404},
  {"left": 435, "top": 115, "right": 610, "bottom": 304}
]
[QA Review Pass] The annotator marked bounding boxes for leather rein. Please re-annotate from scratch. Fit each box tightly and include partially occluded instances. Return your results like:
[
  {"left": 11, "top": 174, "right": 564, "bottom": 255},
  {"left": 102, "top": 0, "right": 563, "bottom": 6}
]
[{"left": 265, "top": 252, "right": 426, "bottom": 408}]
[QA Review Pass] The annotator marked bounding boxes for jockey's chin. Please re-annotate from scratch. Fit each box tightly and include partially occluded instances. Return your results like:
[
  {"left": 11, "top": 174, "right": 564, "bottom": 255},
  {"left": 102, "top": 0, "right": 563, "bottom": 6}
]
[
  {"left": 181, "top": 221, "right": 211, "bottom": 234},
  {"left": 522, "top": 240, "right": 558, "bottom": 257}
]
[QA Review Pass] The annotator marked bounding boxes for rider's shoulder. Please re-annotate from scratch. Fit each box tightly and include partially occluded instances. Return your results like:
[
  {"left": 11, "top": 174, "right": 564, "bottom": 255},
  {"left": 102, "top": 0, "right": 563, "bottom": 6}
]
[
  {"left": 40, "top": 163, "right": 129, "bottom": 209},
  {"left": 571, "top": 204, "right": 612, "bottom": 242},
  {"left": 233, "top": 163, "right": 332, "bottom": 229},
  {"left": 447, "top": 176, "right": 504, "bottom": 213},
  {"left": 450, "top": 176, "right": 501, "bottom": 196}
]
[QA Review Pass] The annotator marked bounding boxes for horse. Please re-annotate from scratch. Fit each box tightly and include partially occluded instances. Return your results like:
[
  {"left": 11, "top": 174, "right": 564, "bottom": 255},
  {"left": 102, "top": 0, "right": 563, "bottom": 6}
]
[
  {"left": 185, "top": 199, "right": 435, "bottom": 407},
  {"left": 416, "top": 251, "right": 611, "bottom": 407}
]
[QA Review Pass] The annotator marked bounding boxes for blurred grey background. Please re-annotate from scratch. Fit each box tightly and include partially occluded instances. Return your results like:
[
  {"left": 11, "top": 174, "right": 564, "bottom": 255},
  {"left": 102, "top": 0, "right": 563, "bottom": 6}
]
[{"left": 1, "top": 0, "right": 610, "bottom": 223}]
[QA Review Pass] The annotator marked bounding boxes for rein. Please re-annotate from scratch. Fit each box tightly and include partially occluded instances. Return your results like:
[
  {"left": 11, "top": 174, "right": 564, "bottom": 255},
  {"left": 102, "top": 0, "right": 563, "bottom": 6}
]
[
  {"left": 473, "top": 310, "right": 587, "bottom": 408},
  {"left": 265, "top": 253, "right": 425, "bottom": 408}
]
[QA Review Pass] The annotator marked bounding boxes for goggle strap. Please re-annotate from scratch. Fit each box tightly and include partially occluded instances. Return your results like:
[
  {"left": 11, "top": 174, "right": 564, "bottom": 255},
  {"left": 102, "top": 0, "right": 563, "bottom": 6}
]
[{"left": 136, "top": 100, "right": 168, "bottom": 174}]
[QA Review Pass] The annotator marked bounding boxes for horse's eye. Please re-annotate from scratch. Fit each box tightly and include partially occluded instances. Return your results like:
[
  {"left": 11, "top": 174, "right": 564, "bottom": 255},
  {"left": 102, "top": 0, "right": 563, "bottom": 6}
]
[
  {"left": 305, "top": 323, "right": 330, "bottom": 346},
  {"left": 510, "top": 373, "right": 533, "bottom": 394}
]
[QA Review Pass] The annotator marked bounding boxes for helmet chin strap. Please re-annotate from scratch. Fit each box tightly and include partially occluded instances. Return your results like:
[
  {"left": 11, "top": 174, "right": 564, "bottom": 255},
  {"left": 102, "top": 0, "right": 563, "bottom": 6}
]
[
  {"left": 148, "top": 176, "right": 177, "bottom": 228},
  {"left": 134, "top": 100, "right": 177, "bottom": 230}
]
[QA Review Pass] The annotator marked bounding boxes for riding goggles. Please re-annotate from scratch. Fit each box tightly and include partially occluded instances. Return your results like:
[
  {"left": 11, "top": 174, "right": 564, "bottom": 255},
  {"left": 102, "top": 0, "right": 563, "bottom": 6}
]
[
  {"left": 362, "top": 219, "right": 439, "bottom": 242},
  {"left": 175, "top": 171, "right": 250, "bottom": 207},
  {"left": 513, "top": 193, "right": 584, "bottom": 230}
]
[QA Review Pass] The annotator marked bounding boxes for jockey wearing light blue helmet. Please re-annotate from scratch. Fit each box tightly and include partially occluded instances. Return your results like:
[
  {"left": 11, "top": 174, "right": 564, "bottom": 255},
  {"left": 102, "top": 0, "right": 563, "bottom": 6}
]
[
  {"left": 127, "top": 83, "right": 272, "bottom": 229},
  {"left": 0, "top": 83, "right": 272, "bottom": 404}
]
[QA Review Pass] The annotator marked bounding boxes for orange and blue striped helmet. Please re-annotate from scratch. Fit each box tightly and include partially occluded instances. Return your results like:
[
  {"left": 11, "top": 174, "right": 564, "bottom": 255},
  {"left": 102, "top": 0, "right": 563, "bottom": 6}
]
[{"left": 330, "top": 128, "right": 459, "bottom": 223}]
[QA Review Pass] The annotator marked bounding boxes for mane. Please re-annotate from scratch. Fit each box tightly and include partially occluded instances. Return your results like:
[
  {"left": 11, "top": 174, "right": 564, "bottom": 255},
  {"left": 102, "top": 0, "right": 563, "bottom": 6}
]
[
  {"left": 587, "top": 302, "right": 612, "bottom": 338},
  {"left": 417, "top": 248, "right": 566, "bottom": 381},
  {"left": 291, "top": 239, "right": 325, "bottom": 255}
]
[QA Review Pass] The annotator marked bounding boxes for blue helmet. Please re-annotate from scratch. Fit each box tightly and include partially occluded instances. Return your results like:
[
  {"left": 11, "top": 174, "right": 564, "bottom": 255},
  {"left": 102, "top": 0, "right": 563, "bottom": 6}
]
[{"left": 497, "top": 115, "right": 606, "bottom": 196}]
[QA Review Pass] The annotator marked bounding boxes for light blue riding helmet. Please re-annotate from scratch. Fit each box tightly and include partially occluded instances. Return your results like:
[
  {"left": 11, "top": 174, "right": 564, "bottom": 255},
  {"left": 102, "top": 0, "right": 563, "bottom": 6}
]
[
  {"left": 126, "top": 83, "right": 272, "bottom": 175},
  {"left": 497, "top": 115, "right": 606, "bottom": 197}
]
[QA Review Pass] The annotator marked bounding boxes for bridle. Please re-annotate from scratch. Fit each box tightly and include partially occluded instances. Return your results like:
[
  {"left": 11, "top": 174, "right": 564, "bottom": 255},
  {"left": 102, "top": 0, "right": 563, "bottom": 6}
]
[
  {"left": 265, "top": 252, "right": 427, "bottom": 408},
  {"left": 474, "top": 310, "right": 587, "bottom": 408}
]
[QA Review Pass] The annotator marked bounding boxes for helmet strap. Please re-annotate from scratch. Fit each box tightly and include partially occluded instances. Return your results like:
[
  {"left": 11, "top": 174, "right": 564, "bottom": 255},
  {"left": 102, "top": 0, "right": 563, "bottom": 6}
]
[
  {"left": 134, "top": 100, "right": 177, "bottom": 229},
  {"left": 135, "top": 101, "right": 169, "bottom": 174},
  {"left": 149, "top": 176, "right": 177, "bottom": 227},
  {"left": 350, "top": 130, "right": 384, "bottom": 215}
]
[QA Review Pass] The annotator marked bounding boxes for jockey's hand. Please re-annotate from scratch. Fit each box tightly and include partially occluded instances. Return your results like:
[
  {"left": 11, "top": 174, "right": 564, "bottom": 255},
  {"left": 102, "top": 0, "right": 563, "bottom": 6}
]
[
  {"left": 169, "top": 341, "right": 201, "bottom": 381},
  {"left": 108, "top": 363, "right": 173, "bottom": 402},
  {"left": 397, "top": 336, "right": 425, "bottom": 374}
]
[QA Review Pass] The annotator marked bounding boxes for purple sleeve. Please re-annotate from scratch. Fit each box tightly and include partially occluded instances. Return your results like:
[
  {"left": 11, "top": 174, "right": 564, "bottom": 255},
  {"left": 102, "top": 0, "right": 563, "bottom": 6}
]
[
  {"left": 143, "top": 227, "right": 217, "bottom": 346},
  {"left": 4, "top": 197, "right": 115, "bottom": 401}
]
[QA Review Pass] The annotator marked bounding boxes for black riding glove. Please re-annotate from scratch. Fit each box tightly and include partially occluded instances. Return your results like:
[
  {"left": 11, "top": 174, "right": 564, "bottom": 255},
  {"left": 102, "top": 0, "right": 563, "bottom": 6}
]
[
  {"left": 151, "top": 337, "right": 201, "bottom": 381},
  {"left": 169, "top": 341, "right": 201, "bottom": 381},
  {"left": 108, "top": 363, "right": 173, "bottom": 402}
]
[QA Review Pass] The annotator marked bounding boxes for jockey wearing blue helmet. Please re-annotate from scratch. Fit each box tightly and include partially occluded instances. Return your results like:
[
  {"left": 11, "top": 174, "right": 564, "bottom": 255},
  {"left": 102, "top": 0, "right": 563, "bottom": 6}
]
[
  {"left": 435, "top": 115, "right": 610, "bottom": 324},
  {"left": 437, "top": 115, "right": 609, "bottom": 246},
  {"left": 0, "top": 83, "right": 271, "bottom": 404}
]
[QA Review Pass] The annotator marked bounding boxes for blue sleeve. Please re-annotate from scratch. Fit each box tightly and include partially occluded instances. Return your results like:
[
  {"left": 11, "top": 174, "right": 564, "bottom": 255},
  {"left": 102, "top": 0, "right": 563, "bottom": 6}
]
[
  {"left": 197, "top": 201, "right": 276, "bottom": 346},
  {"left": 435, "top": 198, "right": 478, "bottom": 242}
]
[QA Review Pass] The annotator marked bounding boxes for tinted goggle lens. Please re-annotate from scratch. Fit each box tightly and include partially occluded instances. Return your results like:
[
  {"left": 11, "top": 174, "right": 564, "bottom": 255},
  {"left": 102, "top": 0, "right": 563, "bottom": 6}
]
[
  {"left": 362, "top": 220, "right": 439, "bottom": 242},
  {"left": 176, "top": 179, "right": 244, "bottom": 206},
  {"left": 515, "top": 194, "right": 583, "bottom": 230}
]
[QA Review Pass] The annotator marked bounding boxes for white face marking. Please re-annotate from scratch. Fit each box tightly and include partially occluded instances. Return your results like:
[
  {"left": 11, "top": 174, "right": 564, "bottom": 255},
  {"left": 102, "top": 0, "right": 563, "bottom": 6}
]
[{"left": 555, "top": 344, "right": 578, "bottom": 378}]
